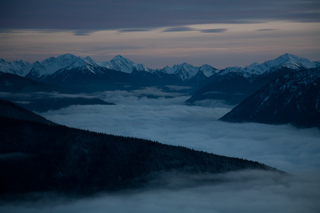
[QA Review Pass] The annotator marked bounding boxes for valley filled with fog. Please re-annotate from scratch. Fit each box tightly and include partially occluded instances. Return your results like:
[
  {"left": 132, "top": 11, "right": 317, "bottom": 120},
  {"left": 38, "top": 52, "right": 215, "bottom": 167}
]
[
  {"left": 2, "top": 88, "right": 319, "bottom": 213},
  {"left": 42, "top": 88, "right": 320, "bottom": 175}
]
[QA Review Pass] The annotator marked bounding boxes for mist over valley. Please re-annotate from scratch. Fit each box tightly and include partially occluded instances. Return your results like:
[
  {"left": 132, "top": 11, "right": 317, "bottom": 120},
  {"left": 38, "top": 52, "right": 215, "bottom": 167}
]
[{"left": 1, "top": 54, "right": 320, "bottom": 212}]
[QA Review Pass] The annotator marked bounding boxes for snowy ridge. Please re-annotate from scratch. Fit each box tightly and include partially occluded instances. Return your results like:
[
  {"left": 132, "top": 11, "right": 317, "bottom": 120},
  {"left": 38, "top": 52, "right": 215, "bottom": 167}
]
[
  {"left": 160, "top": 63, "right": 199, "bottom": 80},
  {"left": 27, "top": 54, "right": 80, "bottom": 78},
  {"left": 0, "top": 59, "right": 33, "bottom": 76},
  {"left": 64, "top": 56, "right": 101, "bottom": 74},
  {"left": 98, "top": 55, "right": 153, "bottom": 74},
  {"left": 98, "top": 56, "right": 218, "bottom": 80},
  {"left": 27, "top": 54, "right": 102, "bottom": 78},
  {"left": 159, "top": 63, "right": 218, "bottom": 81},
  {"left": 199, "top": 64, "right": 220, "bottom": 77},
  {"left": 220, "top": 53, "right": 319, "bottom": 79},
  {"left": 0, "top": 53, "right": 318, "bottom": 81}
]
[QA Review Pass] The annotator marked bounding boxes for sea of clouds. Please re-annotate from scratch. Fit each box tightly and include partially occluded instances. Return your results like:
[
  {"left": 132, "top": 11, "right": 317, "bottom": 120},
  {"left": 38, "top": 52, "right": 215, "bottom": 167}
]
[{"left": 2, "top": 87, "right": 319, "bottom": 212}]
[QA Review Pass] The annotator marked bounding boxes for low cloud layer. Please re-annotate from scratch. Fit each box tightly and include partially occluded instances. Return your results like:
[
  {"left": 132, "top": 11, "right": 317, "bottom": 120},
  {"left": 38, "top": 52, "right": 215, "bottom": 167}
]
[
  {"left": 1, "top": 171, "right": 319, "bottom": 213},
  {"left": 12, "top": 89, "right": 317, "bottom": 212},
  {"left": 42, "top": 89, "right": 320, "bottom": 175}
]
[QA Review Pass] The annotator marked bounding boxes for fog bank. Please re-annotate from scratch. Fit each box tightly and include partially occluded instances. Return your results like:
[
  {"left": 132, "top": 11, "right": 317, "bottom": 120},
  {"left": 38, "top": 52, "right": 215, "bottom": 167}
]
[
  {"left": 1, "top": 171, "right": 319, "bottom": 213},
  {"left": 42, "top": 90, "right": 320, "bottom": 175}
]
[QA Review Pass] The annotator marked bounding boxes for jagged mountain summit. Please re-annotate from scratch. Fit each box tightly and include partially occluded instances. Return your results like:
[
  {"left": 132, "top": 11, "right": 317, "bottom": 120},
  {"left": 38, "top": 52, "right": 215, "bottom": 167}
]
[
  {"left": 0, "top": 59, "right": 33, "bottom": 77},
  {"left": 0, "top": 54, "right": 220, "bottom": 93},
  {"left": 220, "top": 53, "right": 318, "bottom": 79},
  {"left": 26, "top": 54, "right": 101, "bottom": 79},
  {"left": 0, "top": 54, "right": 218, "bottom": 81},
  {"left": 159, "top": 63, "right": 218, "bottom": 81},
  {"left": 1, "top": 53, "right": 317, "bottom": 80},
  {"left": 220, "top": 67, "right": 320, "bottom": 128},
  {"left": 98, "top": 55, "right": 218, "bottom": 81},
  {"left": 186, "top": 53, "right": 320, "bottom": 105},
  {"left": 0, "top": 54, "right": 221, "bottom": 92},
  {"left": 97, "top": 55, "right": 153, "bottom": 74},
  {"left": 1, "top": 53, "right": 318, "bottom": 94}
]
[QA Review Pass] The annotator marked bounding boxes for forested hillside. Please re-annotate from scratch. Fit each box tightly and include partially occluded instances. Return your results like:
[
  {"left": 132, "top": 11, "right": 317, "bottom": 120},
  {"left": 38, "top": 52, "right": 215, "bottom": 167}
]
[{"left": 0, "top": 101, "right": 278, "bottom": 199}]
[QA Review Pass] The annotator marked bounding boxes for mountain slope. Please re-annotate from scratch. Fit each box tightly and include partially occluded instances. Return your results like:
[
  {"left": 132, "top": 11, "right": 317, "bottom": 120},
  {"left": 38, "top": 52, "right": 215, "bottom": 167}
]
[
  {"left": 0, "top": 72, "right": 113, "bottom": 112},
  {"left": 0, "top": 99, "right": 54, "bottom": 125},
  {"left": 1, "top": 54, "right": 218, "bottom": 92},
  {"left": 0, "top": 59, "right": 33, "bottom": 77},
  {"left": 39, "top": 65, "right": 145, "bottom": 92},
  {"left": 98, "top": 55, "right": 153, "bottom": 73},
  {"left": 186, "top": 53, "right": 319, "bottom": 105},
  {"left": 0, "top": 101, "right": 279, "bottom": 199},
  {"left": 26, "top": 54, "right": 102, "bottom": 79},
  {"left": 158, "top": 63, "right": 218, "bottom": 81},
  {"left": 220, "top": 67, "right": 320, "bottom": 128}
]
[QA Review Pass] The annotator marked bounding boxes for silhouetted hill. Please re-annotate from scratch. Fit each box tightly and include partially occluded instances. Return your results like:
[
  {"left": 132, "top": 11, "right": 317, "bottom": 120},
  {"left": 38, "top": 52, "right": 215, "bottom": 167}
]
[
  {"left": 0, "top": 99, "right": 54, "bottom": 125},
  {"left": 0, "top": 101, "right": 279, "bottom": 200},
  {"left": 220, "top": 68, "right": 320, "bottom": 128},
  {"left": 0, "top": 72, "right": 114, "bottom": 112}
]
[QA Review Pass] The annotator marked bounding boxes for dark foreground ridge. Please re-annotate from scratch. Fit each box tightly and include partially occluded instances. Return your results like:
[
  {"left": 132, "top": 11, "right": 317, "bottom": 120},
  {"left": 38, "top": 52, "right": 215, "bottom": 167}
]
[{"left": 0, "top": 100, "right": 280, "bottom": 200}]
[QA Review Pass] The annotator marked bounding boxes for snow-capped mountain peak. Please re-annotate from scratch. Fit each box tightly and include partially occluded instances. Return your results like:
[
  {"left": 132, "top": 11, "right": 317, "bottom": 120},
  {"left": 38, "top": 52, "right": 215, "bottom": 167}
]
[
  {"left": 98, "top": 55, "right": 152, "bottom": 73},
  {"left": 2, "top": 53, "right": 318, "bottom": 83},
  {"left": 0, "top": 59, "right": 33, "bottom": 77},
  {"left": 271, "top": 53, "right": 317, "bottom": 69},
  {"left": 247, "top": 53, "right": 317, "bottom": 73},
  {"left": 25, "top": 54, "right": 103, "bottom": 78},
  {"left": 220, "top": 53, "right": 318, "bottom": 79},
  {"left": 112, "top": 55, "right": 127, "bottom": 61},
  {"left": 199, "top": 64, "right": 219, "bottom": 77},
  {"left": 160, "top": 63, "right": 217, "bottom": 81},
  {"left": 31, "top": 53, "right": 80, "bottom": 76},
  {"left": 83, "top": 56, "right": 97, "bottom": 64}
]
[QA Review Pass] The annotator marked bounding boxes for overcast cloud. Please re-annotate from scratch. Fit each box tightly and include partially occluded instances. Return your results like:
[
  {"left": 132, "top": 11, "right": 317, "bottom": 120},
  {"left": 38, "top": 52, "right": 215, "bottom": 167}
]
[
  {"left": 1, "top": 0, "right": 319, "bottom": 69},
  {"left": 1, "top": 0, "right": 320, "bottom": 32}
]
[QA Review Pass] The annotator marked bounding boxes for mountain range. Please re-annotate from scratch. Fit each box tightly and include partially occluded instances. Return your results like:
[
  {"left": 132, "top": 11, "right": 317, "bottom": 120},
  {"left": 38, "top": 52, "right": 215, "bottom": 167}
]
[
  {"left": 1, "top": 53, "right": 319, "bottom": 127},
  {"left": 1, "top": 53, "right": 318, "bottom": 95},
  {"left": 186, "top": 53, "right": 319, "bottom": 105},
  {"left": 0, "top": 54, "right": 218, "bottom": 86}
]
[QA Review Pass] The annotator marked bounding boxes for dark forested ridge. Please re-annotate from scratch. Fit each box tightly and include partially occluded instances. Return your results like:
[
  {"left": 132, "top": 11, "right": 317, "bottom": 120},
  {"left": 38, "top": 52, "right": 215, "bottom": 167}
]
[
  {"left": 0, "top": 101, "right": 279, "bottom": 200},
  {"left": 220, "top": 68, "right": 320, "bottom": 128},
  {"left": 0, "top": 99, "right": 54, "bottom": 125}
]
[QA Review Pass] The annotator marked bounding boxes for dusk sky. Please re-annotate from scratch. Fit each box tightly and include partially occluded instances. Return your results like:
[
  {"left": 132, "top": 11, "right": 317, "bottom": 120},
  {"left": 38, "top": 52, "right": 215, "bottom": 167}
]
[{"left": 1, "top": 0, "right": 319, "bottom": 69}]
